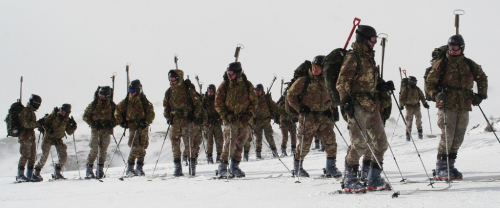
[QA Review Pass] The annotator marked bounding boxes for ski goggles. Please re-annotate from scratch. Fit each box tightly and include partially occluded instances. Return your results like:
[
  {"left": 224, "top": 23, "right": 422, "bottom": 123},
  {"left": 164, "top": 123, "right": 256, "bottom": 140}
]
[
  {"left": 369, "top": 37, "right": 378, "bottom": 44},
  {"left": 129, "top": 88, "right": 136, "bottom": 93},
  {"left": 448, "top": 45, "right": 461, "bottom": 51}
]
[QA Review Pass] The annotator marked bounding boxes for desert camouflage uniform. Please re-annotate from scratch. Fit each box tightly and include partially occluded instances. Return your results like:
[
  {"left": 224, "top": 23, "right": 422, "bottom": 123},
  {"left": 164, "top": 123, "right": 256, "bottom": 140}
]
[
  {"left": 35, "top": 108, "right": 77, "bottom": 170},
  {"left": 202, "top": 94, "right": 224, "bottom": 156},
  {"left": 400, "top": 86, "right": 427, "bottom": 133},
  {"left": 425, "top": 53, "right": 488, "bottom": 155},
  {"left": 248, "top": 94, "right": 284, "bottom": 153},
  {"left": 18, "top": 103, "right": 39, "bottom": 169},
  {"left": 83, "top": 98, "right": 116, "bottom": 166},
  {"left": 278, "top": 100, "right": 297, "bottom": 149},
  {"left": 287, "top": 70, "right": 337, "bottom": 161},
  {"left": 115, "top": 92, "right": 155, "bottom": 164},
  {"left": 336, "top": 42, "right": 390, "bottom": 166},
  {"left": 215, "top": 75, "right": 257, "bottom": 162},
  {"left": 164, "top": 69, "right": 203, "bottom": 161}
]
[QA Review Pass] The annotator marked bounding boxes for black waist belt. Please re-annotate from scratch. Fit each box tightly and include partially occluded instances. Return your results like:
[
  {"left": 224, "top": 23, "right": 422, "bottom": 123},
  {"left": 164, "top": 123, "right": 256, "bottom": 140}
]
[{"left": 444, "top": 85, "right": 472, "bottom": 93}]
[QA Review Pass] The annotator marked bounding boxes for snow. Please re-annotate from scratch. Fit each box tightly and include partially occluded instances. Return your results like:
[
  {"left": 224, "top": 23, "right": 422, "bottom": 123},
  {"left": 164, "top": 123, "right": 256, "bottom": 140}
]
[{"left": 1, "top": 1, "right": 500, "bottom": 207}]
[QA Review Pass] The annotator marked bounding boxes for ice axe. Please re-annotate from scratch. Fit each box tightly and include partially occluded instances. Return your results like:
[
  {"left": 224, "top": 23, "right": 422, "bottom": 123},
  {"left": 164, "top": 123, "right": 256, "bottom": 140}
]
[{"left": 454, "top": 9, "right": 465, "bottom": 35}]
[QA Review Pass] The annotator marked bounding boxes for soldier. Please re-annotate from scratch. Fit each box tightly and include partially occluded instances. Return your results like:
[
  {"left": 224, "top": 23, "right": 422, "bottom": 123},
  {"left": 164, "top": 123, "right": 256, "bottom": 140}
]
[
  {"left": 16, "top": 94, "right": 42, "bottom": 182},
  {"left": 163, "top": 70, "right": 203, "bottom": 176},
  {"left": 424, "top": 34, "right": 488, "bottom": 181},
  {"left": 115, "top": 79, "right": 155, "bottom": 177},
  {"left": 202, "top": 84, "right": 223, "bottom": 164},
  {"left": 287, "top": 55, "right": 341, "bottom": 178},
  {"left": 336, "top": 25, "right": 394, "bottom": 192},
  {"left": 399, "top": 76, "right": 429, "bottom": 141},
  {"left": 34, "top": 104, "right": 77, "bottom": 180},
  {"left": 82, "top": 86, "right": 116, "bottom": 179},
  {"left": 277, "top": 96, "right": 297, "bottom": 157},
  {"left": 215, "top": 62, "right": 257, "bottom": 178}
]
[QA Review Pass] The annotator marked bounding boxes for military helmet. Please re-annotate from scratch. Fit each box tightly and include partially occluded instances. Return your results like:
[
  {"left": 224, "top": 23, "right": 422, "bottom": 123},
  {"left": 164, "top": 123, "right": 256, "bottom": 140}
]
[
  {"left": 168, "top": 71, "right": 179, "bottom": 80},
  {"left": 448, "top": 34, "right": 465, "bottom": 52},
  {"left": 355, "top": 25, "right": 378, "bottom": 48},
  {"left": 129, "top": 79, "right": 142, "bottom": 93},
  {"left": 312, "top": 55, "right": 326, "bottom": 67},
  {"left": 409, "top": 76, "right": 417, "bottom": 82},
  {"left": 256, "top": 84, "right": 264, "bottom": 91},
  {"left": 208, "top": 84, "right": 216, "bottom": 91},
  {"left": 408, "top": 76, "right": 417, "bottom": 87},
  {"left": 227, "top": 62, "right": 242, "bottom": 76},
  {"left": 29, "top": 94, "right": 42, "bottom": 110},
  {"left": 99, "top": 86, "right": 112, "bottom": 96},
  {"left": 61, "top": 103, "right": 71, "bottom": 114}
]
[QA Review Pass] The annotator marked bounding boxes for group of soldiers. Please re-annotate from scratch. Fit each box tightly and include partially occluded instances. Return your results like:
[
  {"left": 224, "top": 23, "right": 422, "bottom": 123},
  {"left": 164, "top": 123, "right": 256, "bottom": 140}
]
[{"left": 14, "top": 24, "right": 488, "bottom": 194}]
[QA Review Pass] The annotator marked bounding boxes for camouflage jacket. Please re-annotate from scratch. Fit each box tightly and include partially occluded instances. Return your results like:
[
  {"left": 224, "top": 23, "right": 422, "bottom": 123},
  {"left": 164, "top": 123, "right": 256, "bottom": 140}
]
[
  {"left": 115, "top": 93, "right": 155, "bottom": 129},
  {"left": 202, "top": 94, "right": 222, "bottom": 125},
  {"left": 277, "top": 100, "right": 297, "bottom": 124},
  {"left": 425, "top": 53, "right": 488, "bottom": 111},
  {"left": 287, "top": 69, "right": 332, "bottom": 113},
  {"left": 19, "top": 103, "right": 39, "bottom": 131},
  {"left": 41, "top": 108, "right": 77, "bottom": 141},
  {"left": 83, "top": 99, "right": 116, "bottom": 135},
  {"left": 163, "top": 69, "right": 202, "bottom": 121},
  {"left": 215, "top": 75, "right": 257, "bottom": 127},
  {"left": 336, "top": 42, "right": 389, "bottom": 112},
  {"left": 255, "top": 94, "right": 285, "bottom": 123},
  {"left": 400, "top": 86, "right": 426, "bottom": 109}
]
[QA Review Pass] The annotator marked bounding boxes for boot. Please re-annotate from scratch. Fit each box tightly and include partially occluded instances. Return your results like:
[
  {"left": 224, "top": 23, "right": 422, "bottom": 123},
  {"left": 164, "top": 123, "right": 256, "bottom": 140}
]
[
  {"left": 188, "top": 158, "right": 197, "bottom": 176},
  {"left": 271, "top": 148, "right": 279, "bottom": 158},
  {"left": 256, "top": 149, "right": 262, "bottom": 160},
  {"left": 173, "top": 159, "right": 184, "bottom": 177},
  {"left": 207, "top": 154, "right": 214, "bottom": 164},
  {"left": 182, "top": 155, "right": 188, "bottom": 166},
  {"left": 243, "top": 151, "right": 249, "bottom": 162},
  {"left": 85, "top": 164, "right": 95, "bottom": 179},
  {"left": 217, "top": 160, "right": 232, "bottom": 178},
  {"left": 281, "top": 146, "right": 288, "bottom": 157},
  {"left": 293, "top": 159, "right": 309, "bottom": 177},
  {"left": 126, "top": 160, "right": 138, "bottom": 177},
  {"left": 26, "top": 167, "right": 34, "bottom": 182},
  {"left": 32, "top": 168, "right": 43, "bottom": 182},
  {"left": 418, "top": 129, "right": 423, "bottom": 140},
  {"left": 324, "top": 158, "right": 342, "bottom": 178},
  {"left": 97, "top": 164, "right": 105, "bottom": 178},
  {"left": 359, "top": 160, "right": 371, "bottom": 182},
  {"left": 216, "top": 153, "right": 221, "bottom": 163},
  {"left": 135, "top": 161, "right": 145, "bottom": 176},
  {"left": 367, "top": 162, "right": 391, "bottom": 191},
  {"left": 434, "top": 154, "right": 455, "bottom": 181},
  {"left": 406, "top": 131, "right": 410, "bottom": 141},
  {"left": 53, "top": 164, "right": 65, "bottom": 179},
  {"left": 16, "top": 167, "right": 28, "bottom": 182},
  {"left": 313, "top": 141, "right": 320, "bottom": 150},
  {"left": 319, "top": 142, "right": 325, "bottom": 152},
  {"left": 449, "top": 153, "right": 462, "bottom": 180},
  {"left": 291, "top": 145, "right": 296, "bottom": 155},
  {"left": 230, "top": 160, "right": 245, "bottom": 178},
  {"left": 343, "top": 164, "right": 366, "bottom": 193}
]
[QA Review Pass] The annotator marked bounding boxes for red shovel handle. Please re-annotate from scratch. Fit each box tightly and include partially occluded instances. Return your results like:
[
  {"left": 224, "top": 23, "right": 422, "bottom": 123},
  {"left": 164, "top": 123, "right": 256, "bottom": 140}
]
[
  {"left": 344, "top": 17, "right": 361, "bottom": 50},
  {"left": 402, "top": 69, "right": 407, "bottom": 78}
]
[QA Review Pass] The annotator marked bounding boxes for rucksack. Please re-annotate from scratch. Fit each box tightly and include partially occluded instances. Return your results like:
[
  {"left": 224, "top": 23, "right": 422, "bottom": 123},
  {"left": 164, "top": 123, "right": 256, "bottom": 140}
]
[
  {"left": 221, "top": 72, "right": 252, "bottom": 95},
  {"left": 5, "top": 101, "right": 25, "bottom": 137},
  {"left": 323, "top": 48, "right": 351, "bottom": 105},
  {"left": 399, "top": 77, "right": 409, "bottom": 101},
  {"left": 423, "top": 45, "right": 474, "bottom": 101},
  {"left": 91, "top": 86, "right": 117, "bottom": 121},
  {"left": 284, "top": 60, "right": 312, "bottom": 116},
  {"left": 165, "top": 79, "right": 196, "bottom": 116}
]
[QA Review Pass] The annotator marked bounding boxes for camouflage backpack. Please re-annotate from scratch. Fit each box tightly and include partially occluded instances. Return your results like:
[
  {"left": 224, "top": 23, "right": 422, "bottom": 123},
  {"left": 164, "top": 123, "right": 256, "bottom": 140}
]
[
  {"left": 284, "top": 60, "right": 312, "bottom": 116},
  {"left": 399, "top": 77, "right": 409, "bottom": 101},
  {"left": 323, "top": 48, "right": 355, "bottom": 105},
  {"left": 5, "top": 101, "right": 25, "bottom": 137},
  {"left": 165, "top": 78, "right": 196, "bottom": 116}
]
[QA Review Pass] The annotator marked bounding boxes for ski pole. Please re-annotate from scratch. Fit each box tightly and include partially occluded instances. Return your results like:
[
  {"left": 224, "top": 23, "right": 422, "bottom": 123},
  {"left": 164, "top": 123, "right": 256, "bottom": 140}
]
[
  {"left": 379, "top": 33, "right": 388, "bottom": 79},
  {"left": 427, "top": 108, "right": 434, "bottom": 136},
  {"left": 247, "top": 122, "right": 292, "bottom": 175},
  {"left": 105, "top": 128, "right": 127, "bottom": 175},
  {"left": 389, "top": 113, "right": 401, "bottom": 143},
  {"left": 477, "top": 105, "right": 500, "bottom": 144},
  {"left": 225, "top": 123, "right": 233, "bottom": 181},
  {"left": 70, "top": 134, "right": 81, "bottom": 179},
  {"left": 148, "top": 124, "right": 171, "bottom": 181},
  {"left": 343, "top": 17, "right": 361, "bottom": 50},
  {"left": 295, "top": 115, "right": 307, "bottom": 183},
  {"left": 333, "top": 120, "right": 349, "bottom": 147},
  {"left": 442, "top": 89, "right": 452, "bottom": 185},
  {"left": 188, "top": 123, "right": 193, "bottom": 176}
]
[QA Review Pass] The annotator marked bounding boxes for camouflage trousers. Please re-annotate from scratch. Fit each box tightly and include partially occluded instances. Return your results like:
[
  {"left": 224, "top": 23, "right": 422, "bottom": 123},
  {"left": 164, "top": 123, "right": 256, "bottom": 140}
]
[
  {"left": 127, "top": 127, "right": 149, "bottom": 163},
  {"left": 170, "top": 118, "right": 202, "bottom": 160},
  {"left": 346, "top": 105, "right": 388, "bottom": 166},
  {"left": 221, "top": 123, "right": 249, "bottom": 162},
  {"left": 86, "top": 128, "right": 111, "bottom": 166},
  {"left": 35, "top": 138, "right": 68, "bottom": 169},
  {"left": 405, "top": 106, "right": 423, "bottom": 133},
  {"left": 437, "top": 108, "right": 469, "bottom": 155},
  {"left": 294, "top": 114, "right": 337, "bottom": 161},
  {"left": 18, "top": 130, "right": 37, "bottom": 168},
  {"left": 252, "top": 121, "right": 277, "bottom": 151},
  {"left": 204, "top": 124, "right": 223, "bottom": 155},
  {"left": 280, "top": 122, "right": 297, "bottom": 148}
]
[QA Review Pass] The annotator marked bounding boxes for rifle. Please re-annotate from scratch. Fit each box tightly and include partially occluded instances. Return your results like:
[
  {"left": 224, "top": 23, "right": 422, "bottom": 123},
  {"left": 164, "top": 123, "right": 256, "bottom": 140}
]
[
  {"left": 111, "top": 72, "right": 116, "bottom": 100},
  {"left": 266, "top": 74, "right": 277, "bottom": 95},
  {"left": 234, "top": 44, "right": 244, "bottom": 62},
  {"left": 454, "top": 9, "right": 465, "bottom": 35}
]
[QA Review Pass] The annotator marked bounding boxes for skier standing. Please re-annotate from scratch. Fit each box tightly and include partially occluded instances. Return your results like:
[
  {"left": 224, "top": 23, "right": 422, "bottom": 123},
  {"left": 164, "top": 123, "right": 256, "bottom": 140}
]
[{"left": 16, "top": 94, "right": 42, "bottom": 182}]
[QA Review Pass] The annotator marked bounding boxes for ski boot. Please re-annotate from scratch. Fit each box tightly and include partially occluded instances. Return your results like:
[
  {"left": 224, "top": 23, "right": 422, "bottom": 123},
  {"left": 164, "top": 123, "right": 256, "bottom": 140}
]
[
  {"left": 367, "top": 162, "right": 391, "bottom": 191},
  {"left": 319, "top": 142, "right": 325, "bottom": 152},
  {"left": 449, "top": 153, "right": 462, "bottom": 180},
  {"left": 230, "top": 160, "right": 245, "bottom": 178},
  {"left": 243, "top": 151, "right": 249, "bottom": 162},
  {"left": 16, "top": 167, "right": 28, "bottom": 182},
  {"left": 173, "top": 159, "right": 184, "bottom": 177},
  {"left": 343, "top": 164, "right": 366, "bottom": 193},
  {"left": 217, "top": 160, "right": 232, "bottom": 178},
  {"left": 135, "top": 161, "right": 145, "bottom": 176},
  {"left": 271, "top": 148, "right": 279, "bottom": 158},
  {"left": 126, "top": 161, "right": 138, "bottom": 177},
  {"left": 313, "top": 141, "right": 320, "bottom": 150},
  {"left": 85, "top": 164, "right": 96, "bottom": 179},
  {"left": 281, "top": 146, "right": 288, "bottom": 157},
  {"left": 324, "top": 158, "right": 342, "bottom": 178},
  {"left": 25, "top": 167, "right": 35, "bottom": 182},
  {"left": 216, "top": 153, "right": 221, "bottom": 163},
  {"left": 182, "top": 155, "right": 188, "bottom": 166},
  {"left": 359, "top": 160, "right": 371, "bottom": 182},
  {"left": 434, "top": 155, "right": 455, "bottom": 181},
  {"left": 406, "top": 131, "right": 411, "bottom": 141},
  {"left": 32, "top": 167, "right": 43, "bottom": 182},
  {"left": 207, "top": 154, "right": 214, "bottom": 164},
  {"left": 97, "top": 164, "right": 105, "bottom": 179},
  {"left": 188, "top": 158, "right": 197, "bottom": 176},
  {"left": 293, "top": 159, "right": 309, "bottom": 177},
  {"left": 53, "top": 164, "right": 66, "bottom": 179},
  {"left": 418, "top": 129, "right": 423, "bottom": 140},
  {"left": 256, "top": 149, "right": 262, "bottom": 160}
]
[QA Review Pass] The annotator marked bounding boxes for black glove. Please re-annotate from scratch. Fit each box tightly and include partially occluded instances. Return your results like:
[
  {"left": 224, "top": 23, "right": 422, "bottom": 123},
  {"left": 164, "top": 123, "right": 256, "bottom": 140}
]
[
  {"left": 120, "top": 121, "right": 128, "bottom": 128},
  {"left": 377, "top": 80, "right": 395, "bottom": 91},
  {"left": 342, "top": 96, "right": 355, "bottom": 118},
  {"left": 423, "top": 103, "right": 430, "bottom": 109},
  {"left": 104, "top": 120, "right": 115, "bottom": 129},
  {"left": 299, "top": 105, "right": 311, "bottom": 114},
  {"left": 136, "top": 120, "right": 148, "bottom": 128},
  {"left": 323, "top": 110, "right": 333, "bottom": 118},
  {"left": 166, "top": 119, "right": 173, "bottom": 125},
  {"left": 69, "top": 116, "right": 77, "bottom": 127},
  {"left": 399, "top": 105, "right": 404, "bottom": 110},
  {"left": 472, "top": 93, "right": 484, "bottom": 106},
  {"left": 435, "top": 92, "right": 447, "bottom": 104},
  {"left": 333, "top": 108, "right": 340, "bottom": 122},
  {"left": 93, "top": 120, "right": 103, "bottom": 129},
  {"left": 37, "top": 118, "right": 46, "bottom": 126}
]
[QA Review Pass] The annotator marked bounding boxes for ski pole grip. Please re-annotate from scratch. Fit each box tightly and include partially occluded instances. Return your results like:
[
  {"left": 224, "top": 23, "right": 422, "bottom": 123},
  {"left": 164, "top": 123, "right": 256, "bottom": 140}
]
[{"left": 344, "top": 17, "right": 361, "bottom": 50}]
